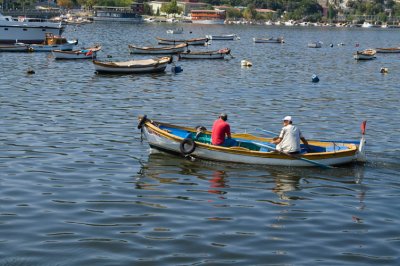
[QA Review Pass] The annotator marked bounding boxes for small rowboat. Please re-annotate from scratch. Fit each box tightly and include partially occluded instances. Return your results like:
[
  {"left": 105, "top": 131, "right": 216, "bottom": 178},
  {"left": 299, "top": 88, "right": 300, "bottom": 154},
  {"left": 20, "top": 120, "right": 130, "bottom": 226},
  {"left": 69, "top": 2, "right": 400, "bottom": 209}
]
[
  {"left": 29, "top": 33, "right": 78, "bottom": 52},
  {"left": 253, "top": 37, "right": 284, "bottom": 43},
  {"left": 137, "top": 116, "right": 367, "bottom": 168},
  {"left": 354, "top": 49, "right": 376, "bottom": 60},
  {"left": 375, "top": 47, "right": 400, "bottom": 53},
  {"left": 178, "top": 48, "right": 231, "bottom": 59},
  {"left": 93, "top": 56, "right": 172, "bottom": 74},
  {"left": 205, "top": 34, "right": 239, "bottom": 40},
  {"left": 308, "top": 41, "right": 322, "bottom": 48},
  {"left": 156, "top": 37, "right": 209, "bottom": 46},
  {"left": 52, "top": 45, "right": 101, "bottom": 59},
  {"left": 0, "top": 43, "right": 33, "bottom": 52},
  {"left": 128, "top": 43, "right": 187, "bottom": 54}
]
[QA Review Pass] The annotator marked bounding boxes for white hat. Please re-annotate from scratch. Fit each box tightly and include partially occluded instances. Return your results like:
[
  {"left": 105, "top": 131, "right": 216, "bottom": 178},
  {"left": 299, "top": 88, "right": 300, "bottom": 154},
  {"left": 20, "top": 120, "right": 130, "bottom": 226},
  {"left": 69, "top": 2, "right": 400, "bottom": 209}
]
[{"left": 283, "top": 116, "right": 292, "bottom": 122}]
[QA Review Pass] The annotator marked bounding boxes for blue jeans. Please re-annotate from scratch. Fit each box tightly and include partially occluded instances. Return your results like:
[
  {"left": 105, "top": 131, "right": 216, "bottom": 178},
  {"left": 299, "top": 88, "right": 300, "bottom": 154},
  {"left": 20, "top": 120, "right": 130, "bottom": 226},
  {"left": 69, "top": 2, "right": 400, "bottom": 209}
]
[{"left": 221, "top": 138, "right": 237, "bottom": 147}]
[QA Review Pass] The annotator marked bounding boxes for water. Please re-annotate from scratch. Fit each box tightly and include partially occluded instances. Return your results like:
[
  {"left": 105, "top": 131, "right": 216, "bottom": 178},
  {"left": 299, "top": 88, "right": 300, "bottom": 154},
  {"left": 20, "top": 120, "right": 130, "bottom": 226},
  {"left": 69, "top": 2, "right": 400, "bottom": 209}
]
[{"left": 1, "top": 23, "right": 400, "bottom": 265}]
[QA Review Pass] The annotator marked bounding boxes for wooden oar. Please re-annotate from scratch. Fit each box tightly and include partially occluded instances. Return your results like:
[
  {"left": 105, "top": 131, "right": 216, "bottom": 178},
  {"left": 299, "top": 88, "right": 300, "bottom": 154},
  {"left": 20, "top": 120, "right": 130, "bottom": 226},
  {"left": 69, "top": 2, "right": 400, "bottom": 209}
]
[{"left": 253, "top": 141, "right": 335, "bottom": 169}]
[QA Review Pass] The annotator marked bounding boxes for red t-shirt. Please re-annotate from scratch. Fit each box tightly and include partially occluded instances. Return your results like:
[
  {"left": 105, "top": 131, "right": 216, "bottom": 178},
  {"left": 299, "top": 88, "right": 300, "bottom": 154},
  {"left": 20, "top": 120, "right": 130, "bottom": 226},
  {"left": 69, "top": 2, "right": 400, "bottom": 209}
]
[{"left": 211, "top": 119, "right": 231, "bottom": 145}]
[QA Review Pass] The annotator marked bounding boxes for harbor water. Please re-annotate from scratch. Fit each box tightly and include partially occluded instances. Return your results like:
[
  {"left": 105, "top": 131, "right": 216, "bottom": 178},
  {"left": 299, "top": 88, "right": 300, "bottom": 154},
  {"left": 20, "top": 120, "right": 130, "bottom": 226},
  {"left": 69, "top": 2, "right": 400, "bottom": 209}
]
[{"left": 1, "top": 22, "right": 400, "bottom": 265}]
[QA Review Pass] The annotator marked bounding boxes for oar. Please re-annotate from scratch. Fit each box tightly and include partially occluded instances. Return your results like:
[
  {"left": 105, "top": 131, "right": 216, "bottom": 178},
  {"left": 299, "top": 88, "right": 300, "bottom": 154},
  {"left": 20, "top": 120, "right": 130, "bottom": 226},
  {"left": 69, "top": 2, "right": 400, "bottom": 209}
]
[
  {"left": 256, "top": 128, "right": 360, "bottom": 145},
  {"left": 253, "top": 141, "right": 335, "bottom": 169}
]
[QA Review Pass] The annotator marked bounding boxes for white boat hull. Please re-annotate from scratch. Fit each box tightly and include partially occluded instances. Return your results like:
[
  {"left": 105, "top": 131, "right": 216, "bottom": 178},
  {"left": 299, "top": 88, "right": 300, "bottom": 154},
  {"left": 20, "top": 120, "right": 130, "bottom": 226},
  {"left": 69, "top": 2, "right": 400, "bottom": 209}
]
[
  {"left": 143, "top": 127, "right": 359, "bottom": 167},
  {"left": 206, "top": 34, "right": 237, "bottom": 40},
  {"left": 52, "top": 49, "right": 99, "bottom": 59},
  {"left": 93, "top": 57, "right": 171, "bottom": 74}
]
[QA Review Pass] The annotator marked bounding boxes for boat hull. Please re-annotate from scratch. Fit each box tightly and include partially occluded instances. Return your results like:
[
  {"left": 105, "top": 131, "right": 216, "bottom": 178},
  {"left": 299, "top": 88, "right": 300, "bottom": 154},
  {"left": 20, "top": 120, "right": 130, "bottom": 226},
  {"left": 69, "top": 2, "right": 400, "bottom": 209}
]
[
  {"left": 93, "top": 56, "right": 171, "bottom": 74},
  {"left": 52, "top": 47, "right": 101, "bottom": 59},
  {"left": 139, "top": 117, "right": 363, "bottom": 167},
  {"left": 30, "top": 40, "right": 78, "bottom": 52},
  {"left": 0, "top": 22, "right": 63, "bottom": 44},
  {"left": 128, "top": 43, "right": 187, "bottom": 54},
  {"left": 179, "top": 48, "right": 230, "bottom": 59},
  {"left": 206, "top": 34, "right": 237, "bottom": 40},
  {"left": 375, "top": 47, "right": 400, "bottom": 53},
  {"left": 156, "top": 37, "right": 208, "bottom": 46},
  {"left": 253, "top": 38, "right": 284, "bottom": 43},
  {"left": 0, "top": 43, "right": 32, "bottom": 52}
]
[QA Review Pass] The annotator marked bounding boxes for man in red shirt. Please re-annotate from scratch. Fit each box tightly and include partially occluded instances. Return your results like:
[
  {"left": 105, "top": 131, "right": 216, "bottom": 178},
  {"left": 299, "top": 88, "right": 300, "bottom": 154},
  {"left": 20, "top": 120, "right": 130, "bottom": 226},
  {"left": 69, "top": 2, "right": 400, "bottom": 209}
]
[{"left": 211, "top": 113, "right": 236, "bottom": 146}]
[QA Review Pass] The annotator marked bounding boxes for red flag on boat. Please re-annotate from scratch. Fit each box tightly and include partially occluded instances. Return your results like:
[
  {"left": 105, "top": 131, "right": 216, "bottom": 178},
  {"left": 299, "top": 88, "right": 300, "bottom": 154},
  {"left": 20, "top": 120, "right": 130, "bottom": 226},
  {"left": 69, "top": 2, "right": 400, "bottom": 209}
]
[{"left": 361, "top": 121, "right": 367, "bottom": 135}]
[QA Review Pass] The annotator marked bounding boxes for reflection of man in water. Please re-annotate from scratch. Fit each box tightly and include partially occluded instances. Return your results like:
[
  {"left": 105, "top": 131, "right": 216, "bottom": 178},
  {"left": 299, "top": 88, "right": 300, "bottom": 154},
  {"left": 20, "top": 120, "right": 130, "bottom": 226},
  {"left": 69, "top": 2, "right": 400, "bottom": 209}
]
[
  {"left": 271, "top": 171, "right": 301, "bottom": 201},
  {"left": 208, "top": 170, "right": 227, "bottom": 198}
]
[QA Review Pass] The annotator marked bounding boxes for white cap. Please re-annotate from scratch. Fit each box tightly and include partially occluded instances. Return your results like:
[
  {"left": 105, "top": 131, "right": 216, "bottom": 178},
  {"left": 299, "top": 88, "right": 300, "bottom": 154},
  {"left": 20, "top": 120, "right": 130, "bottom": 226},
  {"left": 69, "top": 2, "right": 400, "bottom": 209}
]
[{"left": 283, "top": 116, "right": 292, "bottom": 122}]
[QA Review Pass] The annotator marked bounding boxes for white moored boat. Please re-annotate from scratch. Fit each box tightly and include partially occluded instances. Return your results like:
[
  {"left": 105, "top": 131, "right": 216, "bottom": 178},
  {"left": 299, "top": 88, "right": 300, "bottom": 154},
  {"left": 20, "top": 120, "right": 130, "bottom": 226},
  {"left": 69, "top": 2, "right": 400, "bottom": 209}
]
[
  {"left": 178, "top": 48, "right": 231, "bottom": 59},
  {"left": 0, "top": 13, "right": 64, "bottom": 44},
  {"left": 138, "top": 116, "right": 367, "bottom": 168},
  {"left": 205, "top": 34, "right": 239, "bottom": 40},
  {"left": 354, "top": 49, "right": 377, "bottom": 60},
  {"left": 128, "top": 43, "right": 187, "bottom": 54},
  {"left": 93, "top": 56, "right": 172, "bottom": 74},
  {"left": 253, "top": 37, "right": 284, "bottom": 43},
  {"left": 52, "top": 45, "right": 101, "bottom": 59}
]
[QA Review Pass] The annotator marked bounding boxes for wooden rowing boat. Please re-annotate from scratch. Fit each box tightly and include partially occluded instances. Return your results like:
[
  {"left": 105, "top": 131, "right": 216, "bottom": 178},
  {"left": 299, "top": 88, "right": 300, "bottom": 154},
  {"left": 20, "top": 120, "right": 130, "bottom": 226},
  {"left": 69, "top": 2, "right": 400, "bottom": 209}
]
[
  {"left": 137, "top": 116, "right": 367, "bottom": 167},
  {"left": 205, "top": 34, "right": 239, "bottom": 40},
  {"left": 128, "top": 43, "right": 187, "bottom": 54},
  {"left": 253, "top": 37, "right": 284, "bottom": 43},
  {"left": 156, "top": 37, "right": 209, "bottom": 46},
  {"left": 354, "top": 49, "right": 376, "bottom": 60},
  {"left": 93, "top": 56, "right": 172, "bottom": 74},
  {"left": 52, "top": 45, "right": 101, "bottom": 59},
  {"left": 178, "top": 48, "right": 231, "bottom": 59},
  {"left": 375, "top": 47, "right": 400, "bottom": 53}
]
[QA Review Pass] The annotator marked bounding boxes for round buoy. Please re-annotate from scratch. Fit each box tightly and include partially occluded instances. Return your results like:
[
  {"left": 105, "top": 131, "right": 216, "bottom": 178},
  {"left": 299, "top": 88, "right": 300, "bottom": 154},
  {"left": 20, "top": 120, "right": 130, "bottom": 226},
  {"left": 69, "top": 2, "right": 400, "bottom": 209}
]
[
  {"left": 380, "top": 67, "right": 388, "bottom": 74},
  {"left": 107, "top": 55, "right": 112, "bottom": 58},
  {"left": 241, "top": 60, "right": 252, "bottom": 67},
  {"left": 312, "top": 74, "right": 319, "bottom": 83},
  {"left": 27, "top": 69, "right": 35, "bottom": 74},
  {"left": 171, "top": 65, "right": 183, "bottom": 73},
  {"left": 330, "top": 43, "right": 333, "bottom": 47}
]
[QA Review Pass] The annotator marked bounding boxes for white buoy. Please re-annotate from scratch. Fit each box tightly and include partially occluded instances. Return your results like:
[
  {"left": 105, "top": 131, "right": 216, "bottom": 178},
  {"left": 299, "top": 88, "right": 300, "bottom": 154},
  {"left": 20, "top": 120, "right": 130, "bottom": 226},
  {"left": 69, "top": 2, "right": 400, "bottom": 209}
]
[
  {"left": 380, "top": 67, "right": 388, "bottom": 74},
  {"left": 241, "top": 60, "right": 252, "bottom": 67}
]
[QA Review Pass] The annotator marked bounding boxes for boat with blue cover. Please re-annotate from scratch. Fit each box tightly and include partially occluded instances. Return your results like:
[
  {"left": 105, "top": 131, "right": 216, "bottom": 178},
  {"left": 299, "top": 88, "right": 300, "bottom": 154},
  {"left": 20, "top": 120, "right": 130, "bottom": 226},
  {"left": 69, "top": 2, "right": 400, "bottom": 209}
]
[{"left": 137, "top": 115, "right": 367, "bottom": 168}]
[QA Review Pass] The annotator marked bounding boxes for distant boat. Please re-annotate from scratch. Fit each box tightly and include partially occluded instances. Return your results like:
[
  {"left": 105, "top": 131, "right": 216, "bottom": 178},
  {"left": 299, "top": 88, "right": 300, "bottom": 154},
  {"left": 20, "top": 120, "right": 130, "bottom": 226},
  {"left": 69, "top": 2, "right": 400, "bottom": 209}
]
[
  {"left": 308, "top": 41, "right": 322, "bottom": 48},
  {"left": 93, "top": 6, "right": 143, "bottom": 23},
  {"left": 253, "top": 37, "right": 284, "bottom": 43},
  {"left": 354, "top": 49, "right": 376, "bottom": 60},
  {"left": 179, "top": 48, "right": 231, "bottom": 59},
  {"left": 128, "top": 43, "right": 187, "bottom": 54},
  {"left": 0, "top": 43, "right": 33, "bottom": 52},
  {"left": 205, "top": 34, "right": 239, "bottom": 40},
  {"left": 375, "top": 47, "right": 400, "bottom": 53},
  {"left": 52, "top": 45, "right": 101, "bottom": 59},
  {"left": 361, "top": 21, "right": 373, "bottom": 28},
  {"left": 93, "top": 56, "right": 172, "bottom": 74},
  {"left": 156, "top": 37, "right": 209, "bottom": 46},
  {"left": 166, "top": 28, "right": 183, "bottom": 34}
]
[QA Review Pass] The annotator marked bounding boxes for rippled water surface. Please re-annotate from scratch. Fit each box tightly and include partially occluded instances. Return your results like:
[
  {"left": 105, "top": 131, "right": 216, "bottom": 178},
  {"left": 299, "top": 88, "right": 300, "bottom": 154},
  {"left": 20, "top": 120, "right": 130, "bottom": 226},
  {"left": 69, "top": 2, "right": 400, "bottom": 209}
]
[{"left": 1, "top": 23, "right": 400, "bottom": 265}]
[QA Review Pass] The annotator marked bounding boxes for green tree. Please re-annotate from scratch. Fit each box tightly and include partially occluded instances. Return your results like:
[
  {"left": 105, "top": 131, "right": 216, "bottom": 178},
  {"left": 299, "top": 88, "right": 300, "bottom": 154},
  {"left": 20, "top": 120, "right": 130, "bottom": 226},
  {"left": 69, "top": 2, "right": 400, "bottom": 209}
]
[{"left": 160, "top": 0, "right": 183, "bottom": 16}]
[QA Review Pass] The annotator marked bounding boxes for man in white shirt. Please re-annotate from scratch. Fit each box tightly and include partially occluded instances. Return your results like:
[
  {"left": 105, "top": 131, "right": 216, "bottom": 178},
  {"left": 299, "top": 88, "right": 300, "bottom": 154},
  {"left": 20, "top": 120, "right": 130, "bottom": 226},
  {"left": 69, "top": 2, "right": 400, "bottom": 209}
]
[{"left": 272, "top": 116, "right": 310, "bottom": 154}]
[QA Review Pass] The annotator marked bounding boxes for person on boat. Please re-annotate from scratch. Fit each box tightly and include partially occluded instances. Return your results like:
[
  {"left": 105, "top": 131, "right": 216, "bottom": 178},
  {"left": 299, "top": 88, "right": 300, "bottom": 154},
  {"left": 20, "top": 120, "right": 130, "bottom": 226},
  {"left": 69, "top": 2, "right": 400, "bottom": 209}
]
[
  {"left": 272, "top": 116, "right": 310, "bottom": 154},
  {"left": 211, "top": 113, "right": 236, "bottom": 147}
]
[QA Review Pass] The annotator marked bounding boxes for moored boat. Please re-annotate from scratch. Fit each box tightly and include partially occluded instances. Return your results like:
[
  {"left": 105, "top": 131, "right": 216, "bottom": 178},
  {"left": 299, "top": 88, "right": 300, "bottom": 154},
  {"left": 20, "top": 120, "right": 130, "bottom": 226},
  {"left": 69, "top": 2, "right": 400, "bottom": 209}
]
[
  {"left": 205, "top": 34, "right": 238, "bottom": 40},
  {"left": 166, "top": 28, "right": 183, "bottom": 34},
  {"left": 253, "top": 37, "right": 284, "bottom": 43},
  {"left": 52, "top": 45, "right": 101, "bottom": 59},
  {"left": 29, "top": 33, "right": 78, "bottom": 52},
  {"left": 0, "top": 12, "right": 64, "bottom": 44},
  {"left": 137, "top": 115, "right": 367, "bottom": 167},
  {"left": 354, "top": 49, "right": 377, "bottom": 60},
  {"left": 0, "top": 43, "right": 33, "bottom": 52},
  {"left": 156, "top": 37, "right": 209, "bottom": 46},
  {"left": 128, "top": 43, "right": 187, "bottom": 54},
  {"left": 178, "top": 47, "right": 231, "bottom": 59},
  {"left": 93, "top": 56, "right": 172, "bottom": 74},
  {"left": 375, "top": 47, "right": 400, "bottom": 53},
  {"left": 308, "top": 41, "right": 322, "bottom": 48}
]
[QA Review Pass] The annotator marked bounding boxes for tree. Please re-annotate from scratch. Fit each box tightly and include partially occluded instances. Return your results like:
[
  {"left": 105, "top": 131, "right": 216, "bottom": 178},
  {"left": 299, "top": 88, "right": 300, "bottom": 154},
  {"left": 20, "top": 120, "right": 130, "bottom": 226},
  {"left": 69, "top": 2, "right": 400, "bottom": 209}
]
[
  {"left": 160, "top": 0, "right": 183, "bottom": 16},
  {"left": 58, "top": 0, "right": 74, "bottom": 9}
]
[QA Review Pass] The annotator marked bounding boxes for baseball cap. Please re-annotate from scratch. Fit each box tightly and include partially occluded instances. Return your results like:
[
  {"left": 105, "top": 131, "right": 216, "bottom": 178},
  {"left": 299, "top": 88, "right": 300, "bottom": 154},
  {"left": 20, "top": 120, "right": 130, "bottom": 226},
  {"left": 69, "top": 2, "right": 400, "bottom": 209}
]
[{"left": 283, "top": 116, "right": 292, "bottom": 122}]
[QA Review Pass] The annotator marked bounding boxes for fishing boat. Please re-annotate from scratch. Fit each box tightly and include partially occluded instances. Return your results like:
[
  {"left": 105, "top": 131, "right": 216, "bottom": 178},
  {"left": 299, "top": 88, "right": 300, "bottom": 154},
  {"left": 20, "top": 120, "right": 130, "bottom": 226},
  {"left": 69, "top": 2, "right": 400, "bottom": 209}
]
[
  {"left": 137, "top": 115, "right": 367, "bottom": 168},
  {"left": 308, "top": 41, "right": 322, "bottom": 48},
  {"left": 29, "top": 33, "right": 78, "bottom": 52},
  {"left": 375, "top": 47, "right": 400, "bottom": 53},
  {"left": 354, "top": 49, "right": 377, "bottom": 60},
  {"left": 205, "top": 34, "right": 238, "bottom": 40},
  {"left": 128, "top": 43, "right": 187, "bottom": 54},
  {"left": 253, "top": 37, "right": 284, "bottom": 43},
  {"left": 0, "top": 12, "right": 64, "bottom": 44},
  {"left": 166, "top": 28, "right": 183, "bottom": 34},
  {"left": 52, "top": 45, "right": 101, "bottom": 59},
  {"left": 178, "top": 48, "right": 231, "bottom": 59},
  {"left": 0, "top": 43, "right": 33, "bottom": 52},
  {"left": 93, "top": 56, "right": 172, "bottom": 74},
  {"left": 156, "top": 37, "right": 209, "bottom": 46}
]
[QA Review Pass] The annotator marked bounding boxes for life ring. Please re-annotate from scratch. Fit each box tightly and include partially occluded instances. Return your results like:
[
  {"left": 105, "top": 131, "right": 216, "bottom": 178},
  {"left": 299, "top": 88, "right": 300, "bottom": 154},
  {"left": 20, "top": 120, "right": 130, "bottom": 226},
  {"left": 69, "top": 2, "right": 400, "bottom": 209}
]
[
  {"left": 180, "top": 138, "right": 196, "bottom": 155},
  {"left": 137, "top": 115, "right": 147, "bottom": 129}
]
